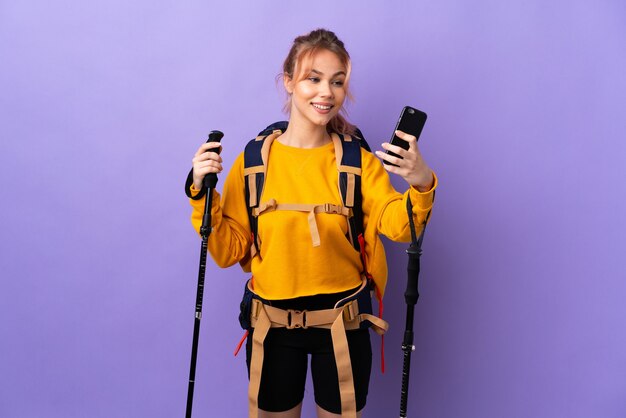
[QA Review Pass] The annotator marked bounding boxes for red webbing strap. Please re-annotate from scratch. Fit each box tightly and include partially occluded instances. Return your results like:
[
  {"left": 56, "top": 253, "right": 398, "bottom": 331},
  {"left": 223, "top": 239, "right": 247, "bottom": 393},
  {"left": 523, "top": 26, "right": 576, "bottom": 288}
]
[
  {"left": 375, "top": 284, "right": 385, "bottom": 374},
  {"left": 357, "top": 233, "right": 385, "bottom": 373},
  {"left": 234, "top": 277, "right": 255, "bottom": 357},
  {"left": 234, "top": 330, "right": 248, "bottom": 357}
]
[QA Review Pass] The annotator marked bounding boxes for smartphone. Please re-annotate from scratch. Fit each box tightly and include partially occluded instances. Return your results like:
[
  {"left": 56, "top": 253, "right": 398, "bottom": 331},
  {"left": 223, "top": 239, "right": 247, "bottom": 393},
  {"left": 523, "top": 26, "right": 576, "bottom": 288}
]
[{"left": 383, "top": 106, "right": 428, "bottom": 166}]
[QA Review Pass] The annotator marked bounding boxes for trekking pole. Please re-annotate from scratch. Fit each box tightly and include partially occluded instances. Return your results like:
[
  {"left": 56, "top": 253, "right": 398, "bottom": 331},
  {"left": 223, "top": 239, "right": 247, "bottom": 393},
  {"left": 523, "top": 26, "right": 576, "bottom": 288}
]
[
  {"left": 186, "top": 130, "right": 224, "bottom": 418},
  {"left": 399, "top": 195, "right": 432, "bottom": 418}
]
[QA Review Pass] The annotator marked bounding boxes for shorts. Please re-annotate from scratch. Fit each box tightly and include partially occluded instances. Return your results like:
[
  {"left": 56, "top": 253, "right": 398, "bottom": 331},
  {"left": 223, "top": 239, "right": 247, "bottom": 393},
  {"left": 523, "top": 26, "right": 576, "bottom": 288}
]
[{"left": 245, "top": 287, "right": 373, "bottom": 414}]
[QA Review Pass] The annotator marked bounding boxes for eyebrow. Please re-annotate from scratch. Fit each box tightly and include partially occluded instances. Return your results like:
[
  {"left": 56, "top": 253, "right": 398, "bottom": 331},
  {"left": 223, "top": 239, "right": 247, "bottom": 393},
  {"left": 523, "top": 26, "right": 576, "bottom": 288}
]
[{"left": 310, "top": 69, "right": 346, "bottom": 77}]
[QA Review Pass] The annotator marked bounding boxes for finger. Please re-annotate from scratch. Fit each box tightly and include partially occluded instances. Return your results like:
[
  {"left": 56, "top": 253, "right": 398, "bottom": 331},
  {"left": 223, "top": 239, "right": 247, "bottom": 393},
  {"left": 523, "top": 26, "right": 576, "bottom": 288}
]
[
  {"left": 202, "top": 142, "right": 223, "bottom": 153},
  {"left": 193, "top": 151, "right": 223, "bottom": 165},
  {"left": 194, "top": 146, "right": 206, "bottom": 158},
  {"left": 195, "top": 162, "right": 222, "bottom": 175},
  {"left": 394, "top": 130, "right": 416, "bottom": 142},
  {"left": 381, "top": 142, "right": 410, "bottom": 159},
  {"left": 204, "top": 153, "right": 223, "bottom": 162},
  {"left": 196, "top": 159, "right": 222, "bottom": 170},
  {"left": 375, "top": 150, "right": 403, "bottom": 166},
  {"left": 381, "top": 160, "right": 400, "bottom": 175},
  {"left": 194, "top": 142, "right": 222, "bottom": 158},
  {"left": 394, "top": 130, "right": 418, "bottom": 152},
  {"left": 200, "top": 165, "right": 222, "bottom": 174},
  {"left": 195, "top": 159, "right": 214, "bottom": 168}
]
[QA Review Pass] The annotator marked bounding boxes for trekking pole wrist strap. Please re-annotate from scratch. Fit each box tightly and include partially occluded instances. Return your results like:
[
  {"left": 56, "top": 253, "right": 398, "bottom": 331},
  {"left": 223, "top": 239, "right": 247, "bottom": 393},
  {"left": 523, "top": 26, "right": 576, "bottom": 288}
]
[{"left": 185, "top": 168, "right": 207, "bottom": 200}]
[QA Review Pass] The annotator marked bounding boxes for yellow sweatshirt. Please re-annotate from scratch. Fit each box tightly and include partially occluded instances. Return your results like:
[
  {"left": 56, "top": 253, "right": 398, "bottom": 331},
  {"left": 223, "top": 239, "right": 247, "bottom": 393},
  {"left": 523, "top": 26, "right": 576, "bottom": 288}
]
[{"left": 190, "top": 139, "right": 437, "bottom": 300}]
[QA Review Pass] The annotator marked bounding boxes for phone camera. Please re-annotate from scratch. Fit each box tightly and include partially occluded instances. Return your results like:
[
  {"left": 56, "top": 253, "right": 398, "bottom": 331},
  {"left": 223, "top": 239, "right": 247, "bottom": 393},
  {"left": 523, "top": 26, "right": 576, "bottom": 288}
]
[{"left": 407, "top": 108, "right": 415, "bottom": 114}]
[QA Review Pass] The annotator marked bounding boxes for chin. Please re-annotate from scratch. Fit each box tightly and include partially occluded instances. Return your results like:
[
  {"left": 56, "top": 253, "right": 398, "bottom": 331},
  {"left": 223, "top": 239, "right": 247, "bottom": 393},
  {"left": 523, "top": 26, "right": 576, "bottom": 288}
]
[{"left": 311, "top": 113, "right": 337, "bottom": 127}]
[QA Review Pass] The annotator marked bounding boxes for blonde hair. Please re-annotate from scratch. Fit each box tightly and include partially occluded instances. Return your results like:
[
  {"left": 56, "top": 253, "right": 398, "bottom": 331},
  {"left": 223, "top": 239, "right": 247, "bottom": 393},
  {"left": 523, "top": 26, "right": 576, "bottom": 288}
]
[{"left": 282, "top": 28, "right": 355, "bottom": 136}]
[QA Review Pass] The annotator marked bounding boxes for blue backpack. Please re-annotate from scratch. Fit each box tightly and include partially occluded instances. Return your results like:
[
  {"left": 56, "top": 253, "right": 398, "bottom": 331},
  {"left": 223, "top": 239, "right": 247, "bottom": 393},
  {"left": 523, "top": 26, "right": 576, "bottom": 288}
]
[{"left": 242, "top": 121, "right": 372, "bottom": 268}]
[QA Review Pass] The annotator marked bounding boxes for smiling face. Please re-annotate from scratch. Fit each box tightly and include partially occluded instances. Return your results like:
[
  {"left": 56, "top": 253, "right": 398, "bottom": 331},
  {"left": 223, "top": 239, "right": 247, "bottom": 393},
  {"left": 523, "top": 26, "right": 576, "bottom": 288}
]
[{"left": 284, "top": 49, "right": 348, "bottom": 130}]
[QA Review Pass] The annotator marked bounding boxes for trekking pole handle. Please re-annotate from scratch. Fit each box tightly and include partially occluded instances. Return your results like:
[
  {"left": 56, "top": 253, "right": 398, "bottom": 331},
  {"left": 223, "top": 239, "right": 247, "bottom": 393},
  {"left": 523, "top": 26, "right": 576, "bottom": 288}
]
[
  {"left": 405, "top": 244, "right": 421, "bottom": 306},
  {"left": 203, "top": 130, "right": 224, "bottom": 189},
  {"left": 199, "top": 130, "right": 223, "bottom": 237}
]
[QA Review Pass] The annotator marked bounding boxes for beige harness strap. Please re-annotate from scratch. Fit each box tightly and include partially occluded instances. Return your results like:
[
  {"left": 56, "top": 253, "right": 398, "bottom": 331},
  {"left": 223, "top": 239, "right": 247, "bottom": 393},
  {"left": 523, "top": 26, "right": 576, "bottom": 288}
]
[
  {"left": 331, "top": 311, "right": 357, "bottom": 418},
  {"left": 248, "top": 305, "right": 271, "bottom": 418},
  {"left": 249, "top": 300, "right": 388, "bottom": 334},
  {"left": 252, "top": 199, "right": 352, "bottom": 247},
  {"left": 248, "top": 302, "right": 359, "bottom": 418},
  {"left": 246, "top": 279, "right": 389, "bottom": 418}
]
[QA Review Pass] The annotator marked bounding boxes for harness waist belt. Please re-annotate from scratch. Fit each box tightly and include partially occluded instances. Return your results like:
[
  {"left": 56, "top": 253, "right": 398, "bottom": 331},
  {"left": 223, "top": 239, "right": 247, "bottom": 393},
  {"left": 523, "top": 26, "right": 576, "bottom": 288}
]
[{"left": 246, "top": 282, "right": 388, "bottom": 418}]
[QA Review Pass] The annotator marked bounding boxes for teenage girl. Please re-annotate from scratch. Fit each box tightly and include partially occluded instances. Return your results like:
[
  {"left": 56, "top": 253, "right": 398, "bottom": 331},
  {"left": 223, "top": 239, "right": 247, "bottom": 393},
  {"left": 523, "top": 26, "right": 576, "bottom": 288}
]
[{"left": 189, "top": 28, "right": 436, "bottom": 418}]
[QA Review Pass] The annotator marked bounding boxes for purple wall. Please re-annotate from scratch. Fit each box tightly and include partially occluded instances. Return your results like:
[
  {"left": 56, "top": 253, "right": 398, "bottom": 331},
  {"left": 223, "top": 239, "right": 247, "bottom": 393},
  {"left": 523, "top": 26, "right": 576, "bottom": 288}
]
[{"left": 2, "top": 1, "right": 625, "bottom": 417}]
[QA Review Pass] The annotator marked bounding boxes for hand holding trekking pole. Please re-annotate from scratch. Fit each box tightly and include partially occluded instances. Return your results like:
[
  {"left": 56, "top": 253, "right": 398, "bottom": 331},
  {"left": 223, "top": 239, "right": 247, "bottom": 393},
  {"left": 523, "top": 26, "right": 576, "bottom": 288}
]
[
  {"left": 192, "top": 139, "right": 224, "bottom": 189},
  {"left": 186, "top": 130, "right": 223, "bottom": 418}
]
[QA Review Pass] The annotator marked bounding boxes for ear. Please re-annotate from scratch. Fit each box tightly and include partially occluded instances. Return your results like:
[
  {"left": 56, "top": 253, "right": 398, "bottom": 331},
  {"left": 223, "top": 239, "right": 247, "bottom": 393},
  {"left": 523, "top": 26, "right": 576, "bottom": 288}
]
[{"left": 283, "top": 73, "right": 294, "bottom": 94}]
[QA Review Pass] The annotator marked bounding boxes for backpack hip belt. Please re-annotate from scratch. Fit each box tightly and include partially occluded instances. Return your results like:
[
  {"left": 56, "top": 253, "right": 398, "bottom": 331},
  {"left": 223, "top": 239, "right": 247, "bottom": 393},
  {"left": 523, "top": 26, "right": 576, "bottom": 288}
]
[{"left": 246, "top": 277, "right": 388, "bottom": 418}]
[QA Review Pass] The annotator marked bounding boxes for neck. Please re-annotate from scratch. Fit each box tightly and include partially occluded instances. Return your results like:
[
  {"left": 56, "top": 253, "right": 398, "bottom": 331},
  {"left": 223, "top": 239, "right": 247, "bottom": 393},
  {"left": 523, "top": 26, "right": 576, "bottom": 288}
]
[{"left": 279, "top": 119, "right": 330, "bottom": 149}]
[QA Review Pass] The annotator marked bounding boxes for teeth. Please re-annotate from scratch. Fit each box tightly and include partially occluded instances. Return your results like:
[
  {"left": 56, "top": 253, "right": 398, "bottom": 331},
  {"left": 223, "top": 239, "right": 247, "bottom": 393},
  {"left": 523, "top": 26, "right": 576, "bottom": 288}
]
[{"left": 313, "top": 104, "right": 332, "bottom": 110}]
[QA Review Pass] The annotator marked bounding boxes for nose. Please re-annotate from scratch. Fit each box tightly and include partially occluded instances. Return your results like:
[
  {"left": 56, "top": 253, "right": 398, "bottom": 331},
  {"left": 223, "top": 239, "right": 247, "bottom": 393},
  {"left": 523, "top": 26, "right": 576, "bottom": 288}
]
[{"left": 319, "top": 80, "right": 334, "bottom": 98}]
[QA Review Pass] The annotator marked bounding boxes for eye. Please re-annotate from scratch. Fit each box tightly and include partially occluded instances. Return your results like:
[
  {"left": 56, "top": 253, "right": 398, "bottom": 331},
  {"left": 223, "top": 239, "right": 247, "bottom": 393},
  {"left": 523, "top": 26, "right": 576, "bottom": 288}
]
[
  {"left": 307, "top": 77, "right": 320, "bottom": 83},
  {"left": 332, "top": 80, "right": 345, "bottom": 87}
]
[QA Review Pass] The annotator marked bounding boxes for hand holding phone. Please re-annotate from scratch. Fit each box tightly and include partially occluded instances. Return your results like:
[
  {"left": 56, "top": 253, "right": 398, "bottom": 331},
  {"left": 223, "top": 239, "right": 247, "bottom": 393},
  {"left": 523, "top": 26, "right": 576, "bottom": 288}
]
[{"left": 383, "top": 106, "right": 428, "bottom": 166}]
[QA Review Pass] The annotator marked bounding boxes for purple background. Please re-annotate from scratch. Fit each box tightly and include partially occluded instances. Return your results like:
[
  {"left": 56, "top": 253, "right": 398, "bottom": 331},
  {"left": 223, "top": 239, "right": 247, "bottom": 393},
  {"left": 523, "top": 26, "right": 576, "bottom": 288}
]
[{"left": 1, "top": 1, "right": 625, "bottom": 417}]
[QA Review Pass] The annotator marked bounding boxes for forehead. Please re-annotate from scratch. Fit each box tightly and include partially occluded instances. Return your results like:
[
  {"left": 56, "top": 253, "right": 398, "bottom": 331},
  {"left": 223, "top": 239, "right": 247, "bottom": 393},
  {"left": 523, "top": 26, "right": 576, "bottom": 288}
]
[
  {"left": 310, "top": 49, "right": 345, "bottom": 71},
  {"left": 298, "top": 49, "right": 347, "bottom": 77}
]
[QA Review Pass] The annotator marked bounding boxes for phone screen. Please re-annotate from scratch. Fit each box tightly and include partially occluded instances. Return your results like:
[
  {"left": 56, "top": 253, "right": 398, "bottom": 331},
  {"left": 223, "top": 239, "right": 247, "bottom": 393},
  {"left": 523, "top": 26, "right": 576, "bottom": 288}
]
[{"left": 384, "top": 106, "right": 428, "bottom": 165}]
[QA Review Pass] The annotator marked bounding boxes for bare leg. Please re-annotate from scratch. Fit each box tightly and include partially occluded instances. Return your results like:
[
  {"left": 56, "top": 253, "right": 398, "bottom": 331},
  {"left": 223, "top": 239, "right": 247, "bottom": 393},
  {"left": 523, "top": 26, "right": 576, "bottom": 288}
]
[
  {"left": 258, "top": 403, "right": 303, "bottom": 418},
  {"left": 316, "top": 405, "right": 363, "bottom": 418}
]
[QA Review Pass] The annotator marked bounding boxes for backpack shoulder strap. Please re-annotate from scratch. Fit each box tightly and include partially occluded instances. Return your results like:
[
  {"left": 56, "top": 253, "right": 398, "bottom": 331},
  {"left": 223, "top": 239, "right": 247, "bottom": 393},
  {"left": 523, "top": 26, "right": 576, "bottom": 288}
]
[
  {"left": 243, "top": 123, "right": 286, "bottom": 257},
  {"left": 330, "top": 133, "right": 364, "bottom": 252}
]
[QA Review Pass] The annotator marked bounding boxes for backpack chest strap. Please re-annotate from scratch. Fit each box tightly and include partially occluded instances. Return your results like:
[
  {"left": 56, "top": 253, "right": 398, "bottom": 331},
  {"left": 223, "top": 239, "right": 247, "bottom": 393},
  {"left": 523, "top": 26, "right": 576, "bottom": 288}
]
[{"left": 252, "top": 198, "right": 352, "bottom": 247}]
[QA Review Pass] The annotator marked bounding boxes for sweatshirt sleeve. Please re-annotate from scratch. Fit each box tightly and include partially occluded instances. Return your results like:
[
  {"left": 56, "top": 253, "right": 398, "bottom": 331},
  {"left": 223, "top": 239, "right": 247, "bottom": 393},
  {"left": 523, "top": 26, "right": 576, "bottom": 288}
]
[
  {"left": 189, "top": 152, "right": 252, "bottom": 267},
  {"left": 360, "top": 149, "right": 437, "bottom": 242}
]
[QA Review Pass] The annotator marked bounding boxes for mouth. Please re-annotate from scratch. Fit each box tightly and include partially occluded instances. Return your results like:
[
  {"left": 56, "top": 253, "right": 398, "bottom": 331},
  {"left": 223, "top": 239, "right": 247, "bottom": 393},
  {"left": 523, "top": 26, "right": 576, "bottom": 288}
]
[{"left": 311, "top": 103, "right": 334, "bottom": 113}]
